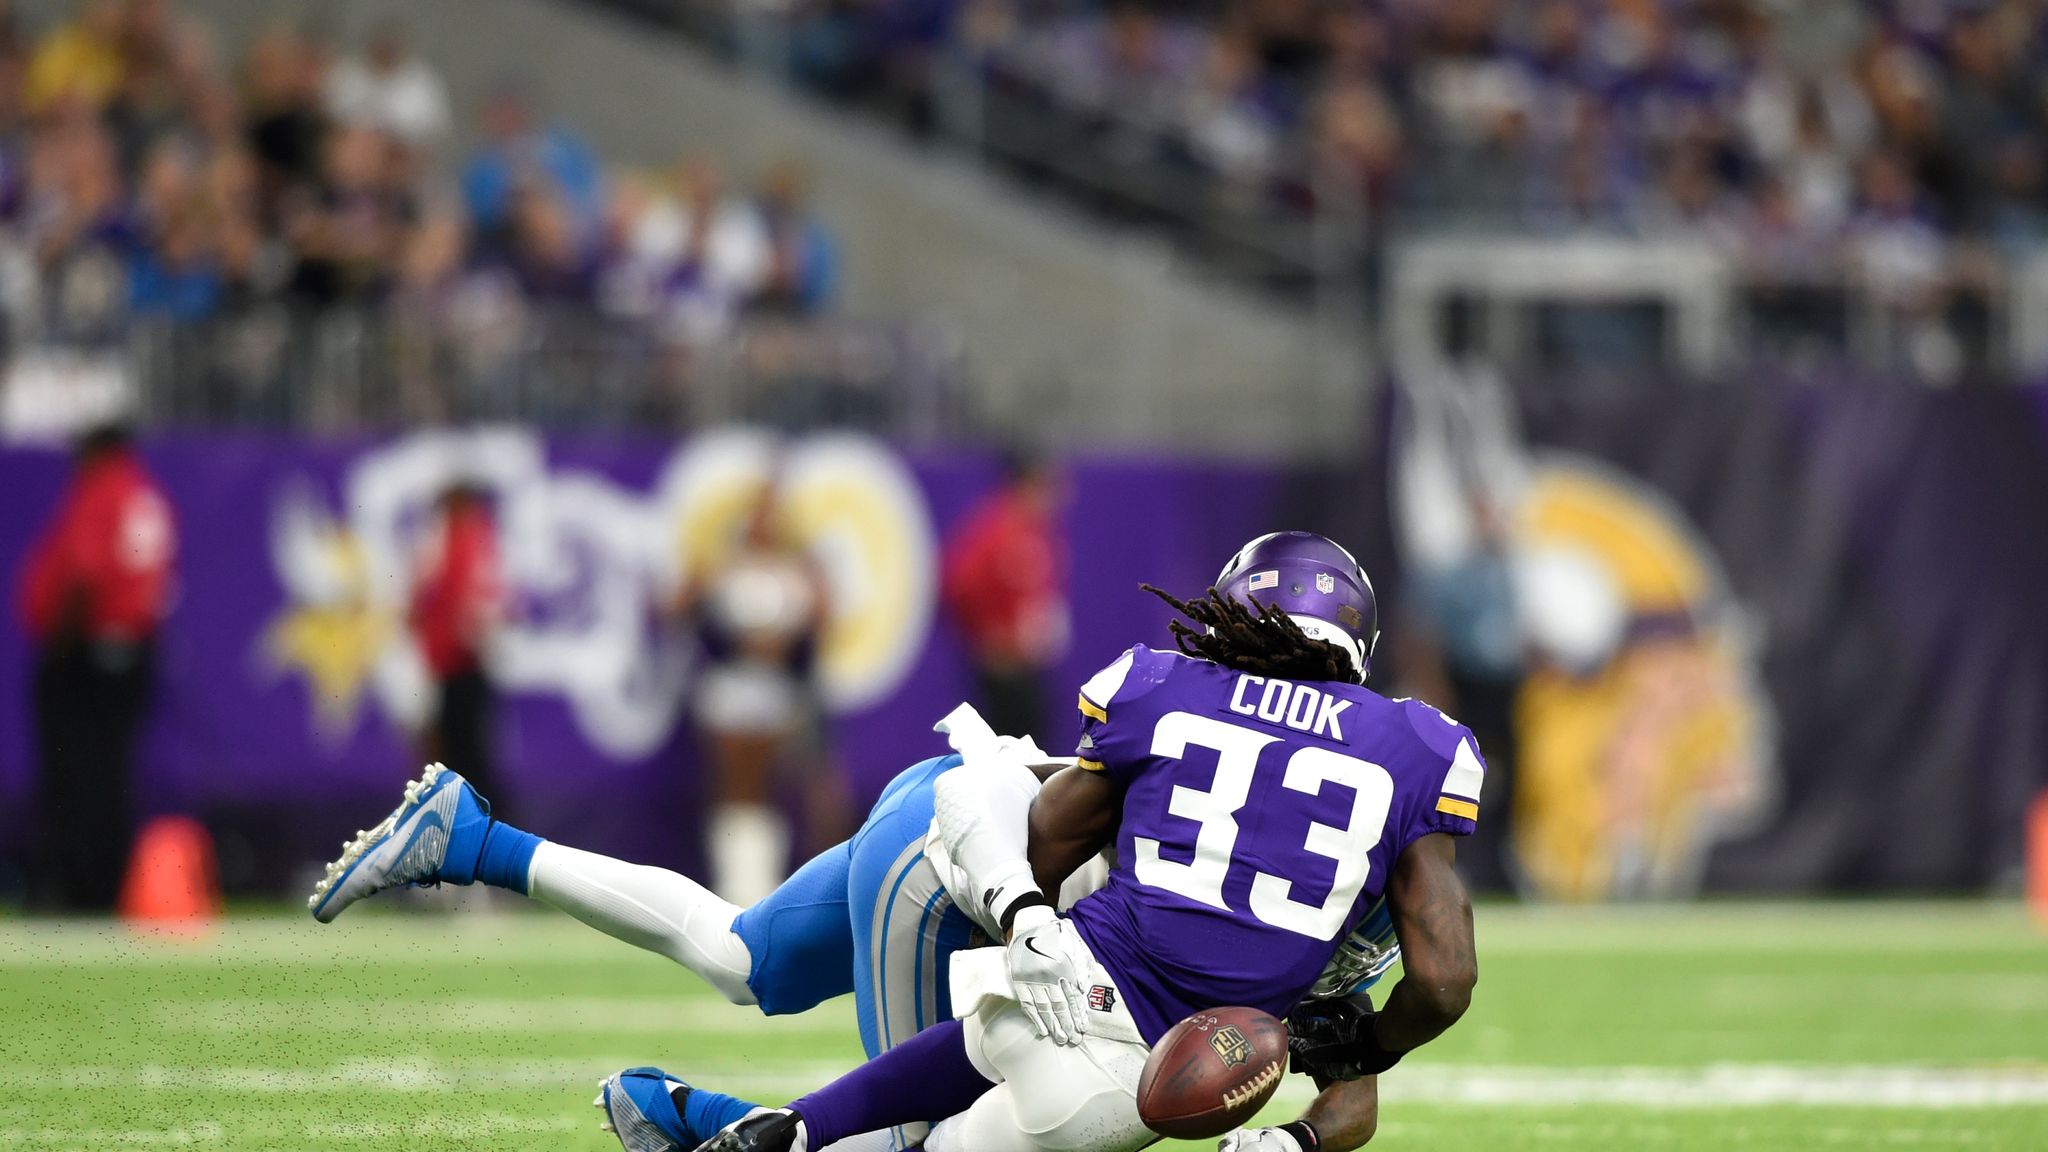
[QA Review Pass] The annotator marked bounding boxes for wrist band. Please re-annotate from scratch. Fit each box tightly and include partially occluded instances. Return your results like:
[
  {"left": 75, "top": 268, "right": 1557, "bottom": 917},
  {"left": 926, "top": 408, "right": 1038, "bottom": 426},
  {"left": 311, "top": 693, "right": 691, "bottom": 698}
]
[
  {"left": 1278, "top": 1120, "right": 1321, "bottom": 1151},
  {"left": 997, "top": 890, "right": 1050, "bottom": 934}
]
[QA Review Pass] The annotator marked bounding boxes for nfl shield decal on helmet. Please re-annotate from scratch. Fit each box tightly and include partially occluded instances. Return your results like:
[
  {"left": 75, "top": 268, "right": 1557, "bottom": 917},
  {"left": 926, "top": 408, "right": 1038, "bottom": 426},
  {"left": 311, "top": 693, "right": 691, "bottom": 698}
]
[{"left": 1316, "top": 572, "right": 1335, "bottom": 594}]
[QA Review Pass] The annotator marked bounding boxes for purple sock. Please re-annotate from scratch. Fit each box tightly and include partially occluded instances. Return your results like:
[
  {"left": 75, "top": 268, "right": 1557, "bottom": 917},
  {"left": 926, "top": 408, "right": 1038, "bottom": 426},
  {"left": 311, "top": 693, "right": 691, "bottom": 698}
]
[{"left": 788, "top": 1019, "right": 994, "bottom": 1146}]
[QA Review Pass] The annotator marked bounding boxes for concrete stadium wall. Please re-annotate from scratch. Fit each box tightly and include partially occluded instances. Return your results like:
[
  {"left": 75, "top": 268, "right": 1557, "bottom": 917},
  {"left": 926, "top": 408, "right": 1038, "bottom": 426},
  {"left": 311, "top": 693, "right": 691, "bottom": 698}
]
[{"left": 51, "top": 0, "right": 1373, "bottom": 459}]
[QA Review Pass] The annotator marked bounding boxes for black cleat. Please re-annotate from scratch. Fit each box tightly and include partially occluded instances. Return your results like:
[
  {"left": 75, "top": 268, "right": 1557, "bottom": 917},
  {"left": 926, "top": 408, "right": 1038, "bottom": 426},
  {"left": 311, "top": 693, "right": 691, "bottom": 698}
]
[{"left": 694, "top": 1109, "right": 801, "bottom": 1152}]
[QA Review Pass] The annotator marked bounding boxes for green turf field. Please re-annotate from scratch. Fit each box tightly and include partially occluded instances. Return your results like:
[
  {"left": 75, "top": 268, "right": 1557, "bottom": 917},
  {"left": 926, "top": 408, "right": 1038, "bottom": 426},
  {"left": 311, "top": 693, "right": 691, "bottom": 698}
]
[{"left": 2, "top": 902, "right": 2045, "bottom": 1150}]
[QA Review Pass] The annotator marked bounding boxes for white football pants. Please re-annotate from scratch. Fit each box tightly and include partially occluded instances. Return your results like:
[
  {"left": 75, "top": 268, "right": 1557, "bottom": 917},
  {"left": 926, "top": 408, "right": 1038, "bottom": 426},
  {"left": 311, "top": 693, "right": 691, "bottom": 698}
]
[{"left": 922, "top": 936, "right": 1155, "bottom": 1152}]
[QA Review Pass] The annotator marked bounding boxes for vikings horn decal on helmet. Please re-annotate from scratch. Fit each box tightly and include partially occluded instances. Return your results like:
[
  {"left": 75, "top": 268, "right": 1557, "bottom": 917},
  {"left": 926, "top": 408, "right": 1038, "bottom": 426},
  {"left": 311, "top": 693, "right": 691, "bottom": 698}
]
[{"left": 1215, "top": 531, "right": 1380, "bottom": 682}]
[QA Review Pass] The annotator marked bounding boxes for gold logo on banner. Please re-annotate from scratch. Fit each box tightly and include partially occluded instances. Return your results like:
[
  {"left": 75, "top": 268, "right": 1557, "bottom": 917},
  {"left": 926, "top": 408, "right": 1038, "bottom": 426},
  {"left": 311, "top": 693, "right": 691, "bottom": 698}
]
[
  {"left": 265, "top": 430, "right": 935, "bottom": 753},
  {"left": 1511, "top": 458, "right": 1773, "bottom": 902}
]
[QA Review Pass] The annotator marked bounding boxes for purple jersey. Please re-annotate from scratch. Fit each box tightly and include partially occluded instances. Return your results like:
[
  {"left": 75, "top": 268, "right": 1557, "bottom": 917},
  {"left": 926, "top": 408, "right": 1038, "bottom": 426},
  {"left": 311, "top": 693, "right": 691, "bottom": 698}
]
[{"left": 1064, "top": 645, "right": 1485, "bottom": 1043}]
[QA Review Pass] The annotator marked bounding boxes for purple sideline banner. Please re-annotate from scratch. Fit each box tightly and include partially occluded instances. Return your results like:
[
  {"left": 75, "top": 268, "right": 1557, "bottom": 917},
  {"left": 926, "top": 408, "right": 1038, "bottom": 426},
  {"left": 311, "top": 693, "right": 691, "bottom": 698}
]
[
  {"left": 3, "top": 382, "right": 2045, "bottom": 898},
  {"left": 1377, "top": 374, "right": 2048, "bottom": 897},
  {"left": 0, "top": 429, "right": 1286, "bottom": 884}
]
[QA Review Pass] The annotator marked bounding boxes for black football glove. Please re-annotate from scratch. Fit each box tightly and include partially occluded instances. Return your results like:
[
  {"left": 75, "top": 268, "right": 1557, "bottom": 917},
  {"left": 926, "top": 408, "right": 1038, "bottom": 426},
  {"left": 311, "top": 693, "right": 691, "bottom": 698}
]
[{"left": 1286, "top": 991, "right": 1399, "bottom": 1082}]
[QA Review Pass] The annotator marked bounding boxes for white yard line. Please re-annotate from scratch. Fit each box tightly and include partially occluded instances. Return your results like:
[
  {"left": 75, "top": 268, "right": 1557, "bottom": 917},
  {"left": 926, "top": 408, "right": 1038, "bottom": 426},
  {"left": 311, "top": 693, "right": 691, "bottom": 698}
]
[
  {"left": 1371, "top": 1065, "right": 2048, "bottom": 1109},
  {"left": 3, "top": 903, "right": 2041, "bottom": 965},
  {"left": 144, "top": 997, "right": 857, "bottom": 1038},
  {"left": 3, "top": 1061, "right": 2046, "bottom": 1110}
]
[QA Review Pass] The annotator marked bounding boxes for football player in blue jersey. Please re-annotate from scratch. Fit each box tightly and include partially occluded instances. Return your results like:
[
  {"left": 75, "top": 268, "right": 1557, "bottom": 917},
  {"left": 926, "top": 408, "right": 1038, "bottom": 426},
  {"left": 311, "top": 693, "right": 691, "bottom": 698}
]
[
  {"left": 309, "top": 729, "right": 1114, "bottom": 1151},
  {"left": 699, "top": 531, "right": 1480, "bottom": 1152}
]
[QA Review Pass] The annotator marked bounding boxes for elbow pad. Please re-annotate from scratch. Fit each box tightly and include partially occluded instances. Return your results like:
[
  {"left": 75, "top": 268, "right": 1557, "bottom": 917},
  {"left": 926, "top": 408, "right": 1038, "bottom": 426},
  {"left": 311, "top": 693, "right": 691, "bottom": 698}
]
[{"left": 931, "top": 756, "right": 1043, "bottom": 933}]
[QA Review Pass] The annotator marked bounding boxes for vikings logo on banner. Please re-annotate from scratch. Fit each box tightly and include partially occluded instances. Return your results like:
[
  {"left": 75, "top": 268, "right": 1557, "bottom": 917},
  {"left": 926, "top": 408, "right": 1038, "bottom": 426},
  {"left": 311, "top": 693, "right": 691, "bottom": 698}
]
[
  {"left": 264, "top": 429, "right": 935, "bottom": 759},
  {"left": 1392, "top": 374, "right": 1774, "bottom": 902},
  {"left": 1508, "top": 456, "right": 1775, "bottom": 901}
]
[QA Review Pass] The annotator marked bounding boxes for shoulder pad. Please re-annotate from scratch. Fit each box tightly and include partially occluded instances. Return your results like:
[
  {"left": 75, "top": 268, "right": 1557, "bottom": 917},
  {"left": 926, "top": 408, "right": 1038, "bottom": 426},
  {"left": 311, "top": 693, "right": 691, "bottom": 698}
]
[
  {"left": 1398, "top": 698, "right": 1485, "bottom": 823},
  {"left": 1400, "top": 697, "right": 1473, "bottom": 760},
  {"left": 1078, "top": 643, "right": 1180, "bottom": 718}
]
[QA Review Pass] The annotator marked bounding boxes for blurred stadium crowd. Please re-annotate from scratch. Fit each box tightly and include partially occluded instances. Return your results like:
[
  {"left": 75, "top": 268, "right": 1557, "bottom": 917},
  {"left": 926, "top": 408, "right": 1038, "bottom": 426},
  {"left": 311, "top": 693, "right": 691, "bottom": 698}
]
[
  {"left": 643, "top": 0, "right": 2048, "bottom": 381},
  {"left": 0, "top": 0, "right": 877, "bottom": 429},
  {"left": 772, "top": 0, "right": 2048, "bottom": 248}
]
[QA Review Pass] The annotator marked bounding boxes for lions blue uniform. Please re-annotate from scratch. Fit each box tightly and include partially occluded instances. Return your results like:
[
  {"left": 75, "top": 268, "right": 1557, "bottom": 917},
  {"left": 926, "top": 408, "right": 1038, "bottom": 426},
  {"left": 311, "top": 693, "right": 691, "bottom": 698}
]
[
  {"left": 733, "top": 754, "right": 978, "bottom": 1060},
  {"left": 1066, "top": 644, "right": 1484, "bottom": 1043}
]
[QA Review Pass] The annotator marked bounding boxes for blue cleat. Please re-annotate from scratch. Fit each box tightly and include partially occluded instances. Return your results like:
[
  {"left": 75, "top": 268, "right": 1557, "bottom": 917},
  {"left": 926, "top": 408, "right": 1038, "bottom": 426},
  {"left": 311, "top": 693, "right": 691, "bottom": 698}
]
[
  {"left": 307, "top": 763, "right": 492, "bottom": 923},
  {"left": 594, "top": 1068, "right": 700, "bottom": 1151}
]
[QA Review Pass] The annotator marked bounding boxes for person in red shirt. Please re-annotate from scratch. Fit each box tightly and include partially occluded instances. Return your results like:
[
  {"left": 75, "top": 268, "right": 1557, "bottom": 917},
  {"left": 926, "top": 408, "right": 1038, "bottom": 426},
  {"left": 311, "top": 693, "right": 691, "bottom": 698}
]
[
  {"left": 940, "top": 454, "right": 1070, "bottom": 742},
  {"left": 408, "top": 483, "right": 505, "bottom": 798},
  {"left": 15, "top": 424, "right": 177, "bottom": 911}
]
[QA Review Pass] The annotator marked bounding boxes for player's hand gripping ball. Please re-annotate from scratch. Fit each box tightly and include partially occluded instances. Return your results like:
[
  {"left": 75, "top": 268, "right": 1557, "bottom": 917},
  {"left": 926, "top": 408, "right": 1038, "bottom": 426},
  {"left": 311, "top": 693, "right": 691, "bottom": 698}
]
[{"left": 1136, "top": 1006, "right": 1288, "bottom": 1140}]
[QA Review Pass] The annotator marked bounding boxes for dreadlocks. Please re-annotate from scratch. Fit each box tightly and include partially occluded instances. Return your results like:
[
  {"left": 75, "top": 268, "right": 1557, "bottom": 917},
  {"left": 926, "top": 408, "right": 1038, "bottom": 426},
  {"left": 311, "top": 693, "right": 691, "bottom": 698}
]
[{"left": 1141, "top": 584, "right": 1359, "bottom": 684}]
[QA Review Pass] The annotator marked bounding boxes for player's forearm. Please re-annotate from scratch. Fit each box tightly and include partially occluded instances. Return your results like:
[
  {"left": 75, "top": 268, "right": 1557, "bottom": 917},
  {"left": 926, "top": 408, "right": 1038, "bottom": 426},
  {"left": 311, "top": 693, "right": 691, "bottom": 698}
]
[
  {"left": 1378, "top": 834, "right": 1476, "bottom": 1053},
  {"left": 1298, "top": 1075, "right": 1379, "bottom": 1150},
  {"left": 1372, "top": 968, "right": 1470, "bottom": 1052}
]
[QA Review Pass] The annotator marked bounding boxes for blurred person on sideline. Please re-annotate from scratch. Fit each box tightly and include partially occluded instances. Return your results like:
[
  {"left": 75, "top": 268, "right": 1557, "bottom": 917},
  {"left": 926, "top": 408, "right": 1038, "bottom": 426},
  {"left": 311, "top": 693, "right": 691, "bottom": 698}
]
[
  {"left": 408, "top": 482, "right": 505, "bottom": 798},
  {"left": 678, "top": 475, "right": 829, "bottom": 905},
  {"left": 940, "top": 451, "right": 1069, "bottom": 742},
  {"left": 1402, "top": 493, "right": 1523, "bottom": 893},
  {"left": 14, "top": 423, "right": 175, "bottom": 912}
]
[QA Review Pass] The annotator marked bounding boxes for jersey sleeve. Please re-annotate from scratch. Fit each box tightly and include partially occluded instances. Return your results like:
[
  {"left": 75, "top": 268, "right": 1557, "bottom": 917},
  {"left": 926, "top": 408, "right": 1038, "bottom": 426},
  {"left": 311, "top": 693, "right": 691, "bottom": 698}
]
[
  {"left": 1401, "top": 698, "right": 1488, "bottom": 836},
  {"left": 1074, "top": 644, "right": 1176, "bottom": 786}
]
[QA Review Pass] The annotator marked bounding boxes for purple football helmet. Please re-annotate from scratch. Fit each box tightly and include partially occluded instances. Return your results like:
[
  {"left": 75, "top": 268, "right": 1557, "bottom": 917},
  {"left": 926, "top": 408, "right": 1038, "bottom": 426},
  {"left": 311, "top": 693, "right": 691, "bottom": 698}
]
[{"left": 1215, "top": 531, "right": 1380, "bottom": 682}]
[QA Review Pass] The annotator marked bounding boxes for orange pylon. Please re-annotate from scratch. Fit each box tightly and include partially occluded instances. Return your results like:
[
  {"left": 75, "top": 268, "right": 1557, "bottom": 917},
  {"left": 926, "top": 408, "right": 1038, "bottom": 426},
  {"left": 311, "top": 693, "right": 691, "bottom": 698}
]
[
  {"left": 117, "top": 815, "right": 221, "bottom": 932},
  {"left": 2030, "top": 792, "right": 2048, "bottom": 927}
]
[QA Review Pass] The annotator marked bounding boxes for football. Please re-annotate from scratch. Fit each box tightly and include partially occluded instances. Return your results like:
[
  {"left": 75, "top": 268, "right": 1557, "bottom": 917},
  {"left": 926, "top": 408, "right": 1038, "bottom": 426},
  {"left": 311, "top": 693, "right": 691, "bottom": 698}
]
[{"left": 1135, "top": 1006, "right": 1289, "bottom": 1140}]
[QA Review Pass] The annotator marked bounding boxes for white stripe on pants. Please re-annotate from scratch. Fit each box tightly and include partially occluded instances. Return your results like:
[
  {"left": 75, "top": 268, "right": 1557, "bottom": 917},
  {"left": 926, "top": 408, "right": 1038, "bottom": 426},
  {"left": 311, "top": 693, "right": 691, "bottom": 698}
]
[{"left": 865, "top": 840, "right": 960, "bottom": 1149}]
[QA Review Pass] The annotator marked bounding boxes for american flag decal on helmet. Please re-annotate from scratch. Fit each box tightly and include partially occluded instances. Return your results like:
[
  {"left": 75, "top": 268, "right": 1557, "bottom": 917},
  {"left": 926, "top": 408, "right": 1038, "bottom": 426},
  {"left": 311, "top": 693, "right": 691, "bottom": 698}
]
[{"left": 1248, "top": 570, "right": 1278, "bottom": 591}]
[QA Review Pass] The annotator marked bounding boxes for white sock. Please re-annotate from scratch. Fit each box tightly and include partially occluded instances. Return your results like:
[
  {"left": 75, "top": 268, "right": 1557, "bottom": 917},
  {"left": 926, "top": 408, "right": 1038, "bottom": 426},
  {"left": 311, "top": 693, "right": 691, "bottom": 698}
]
[
  {"left": 527, "top": 841, "right": 758, "bottom": 1006},
  {"left": 709, "top": 802, "right": 790, "bottom": 906}
]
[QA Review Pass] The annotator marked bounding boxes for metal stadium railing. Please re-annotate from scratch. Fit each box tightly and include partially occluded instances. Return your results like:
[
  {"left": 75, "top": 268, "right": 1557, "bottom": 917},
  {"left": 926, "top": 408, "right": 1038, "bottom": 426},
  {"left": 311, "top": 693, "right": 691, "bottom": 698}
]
[{"left": 3, "top": 307, "right": 968, "bottom": 440}]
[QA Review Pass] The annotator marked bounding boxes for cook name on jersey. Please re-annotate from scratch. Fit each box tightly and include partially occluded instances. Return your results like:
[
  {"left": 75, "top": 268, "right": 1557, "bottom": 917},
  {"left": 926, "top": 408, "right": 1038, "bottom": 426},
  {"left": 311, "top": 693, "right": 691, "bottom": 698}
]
[{"left": 1062, "top": 644, "right": 1486, "bottom": 1044}]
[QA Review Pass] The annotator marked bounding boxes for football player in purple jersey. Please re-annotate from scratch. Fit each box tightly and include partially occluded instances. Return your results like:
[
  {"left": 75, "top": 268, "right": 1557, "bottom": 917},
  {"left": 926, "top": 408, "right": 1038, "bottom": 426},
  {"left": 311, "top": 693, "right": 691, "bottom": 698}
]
[{"left": 700, "top": 531, "right": 1481, "bottom": 1152}]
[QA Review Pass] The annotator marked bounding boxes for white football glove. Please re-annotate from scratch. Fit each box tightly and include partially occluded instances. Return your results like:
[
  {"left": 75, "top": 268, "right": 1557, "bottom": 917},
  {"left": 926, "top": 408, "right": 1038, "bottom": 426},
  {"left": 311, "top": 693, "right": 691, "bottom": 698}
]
[
  {"left": 1217, "top": 1127, "right": 1305, "bottom": 1152},
  {"left": 1005, "top": 903, "right": 1091, "bottom": 1046}
]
